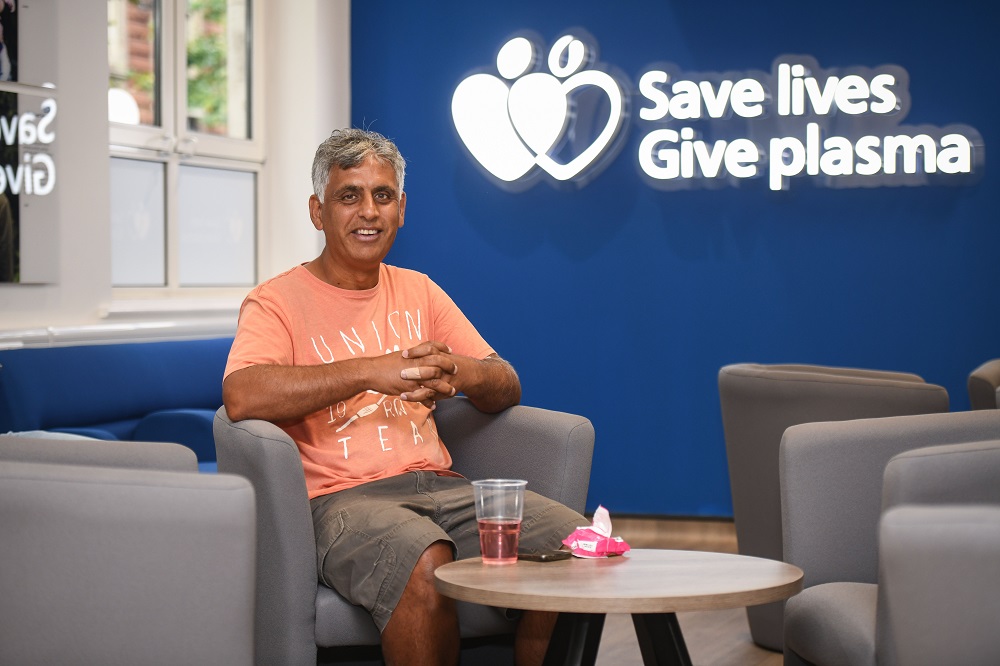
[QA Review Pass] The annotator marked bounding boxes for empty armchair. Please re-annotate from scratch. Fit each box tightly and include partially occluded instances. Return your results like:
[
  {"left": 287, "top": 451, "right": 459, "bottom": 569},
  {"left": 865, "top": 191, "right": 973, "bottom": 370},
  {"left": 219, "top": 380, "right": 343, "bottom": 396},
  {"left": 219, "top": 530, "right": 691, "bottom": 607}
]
[
  {"left": 717, "top": 362, "right": 949, "bottom": 650},
  {"left": 779, "top": 409, "right": 1000, "bottom": 666},
  {"left": 213, "top": 396, "right": 595, "bottom": 666},
  {"left": 0, "top": 460, "right": 256, "bottom": 665},
  {"left": 968, "top": 358, "right": 1000, "bottom": 409},
  {"left": 879, "top": 505, "right": 1000, "bottom": 666}
]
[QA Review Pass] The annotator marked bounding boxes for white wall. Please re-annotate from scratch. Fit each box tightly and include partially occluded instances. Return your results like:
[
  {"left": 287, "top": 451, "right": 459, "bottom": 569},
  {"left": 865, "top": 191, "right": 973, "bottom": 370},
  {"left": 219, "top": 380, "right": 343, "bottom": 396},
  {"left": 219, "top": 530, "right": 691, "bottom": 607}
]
[{"left": 0, "top": 0, "right": 350, "bottom": 347}]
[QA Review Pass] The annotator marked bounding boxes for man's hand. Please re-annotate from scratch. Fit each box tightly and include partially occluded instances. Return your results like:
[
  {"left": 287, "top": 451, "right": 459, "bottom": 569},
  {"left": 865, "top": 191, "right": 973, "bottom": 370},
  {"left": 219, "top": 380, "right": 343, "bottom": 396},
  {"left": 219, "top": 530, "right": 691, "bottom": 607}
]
[
  {"left": 397, "top": 341, "right": 521, "bottom": 414},
  {"left": 398, "top": 341, "right": 459, "bottom": 405}
]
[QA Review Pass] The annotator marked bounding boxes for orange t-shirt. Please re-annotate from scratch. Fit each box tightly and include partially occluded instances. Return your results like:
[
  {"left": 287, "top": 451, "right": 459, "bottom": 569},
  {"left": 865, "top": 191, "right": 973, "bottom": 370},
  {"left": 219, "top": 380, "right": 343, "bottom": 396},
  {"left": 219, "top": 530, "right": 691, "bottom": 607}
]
[{"left": 224, "top": 263, "right": 495, "bottom": 498}]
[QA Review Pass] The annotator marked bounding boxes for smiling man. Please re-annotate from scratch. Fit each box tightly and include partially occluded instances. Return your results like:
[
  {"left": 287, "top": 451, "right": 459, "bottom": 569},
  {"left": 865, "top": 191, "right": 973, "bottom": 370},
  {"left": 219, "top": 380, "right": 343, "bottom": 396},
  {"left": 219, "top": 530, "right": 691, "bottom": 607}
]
[{"left": 222, "top": 128, "right": 584, "bottom": 666}]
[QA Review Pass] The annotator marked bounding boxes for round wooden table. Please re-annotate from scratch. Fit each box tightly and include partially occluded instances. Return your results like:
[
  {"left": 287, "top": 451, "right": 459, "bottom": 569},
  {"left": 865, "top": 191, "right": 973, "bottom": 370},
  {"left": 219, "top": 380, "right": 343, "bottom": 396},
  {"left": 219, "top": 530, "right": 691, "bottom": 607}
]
[{"left": 435, "top": 548, "right": 803, "bottom": 666}]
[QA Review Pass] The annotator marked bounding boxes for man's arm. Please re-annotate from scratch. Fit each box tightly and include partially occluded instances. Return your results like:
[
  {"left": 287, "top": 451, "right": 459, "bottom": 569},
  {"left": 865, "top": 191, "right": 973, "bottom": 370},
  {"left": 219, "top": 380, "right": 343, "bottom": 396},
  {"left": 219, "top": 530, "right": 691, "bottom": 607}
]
[
  {"left": 455, "top": 354, "right": 522, "bottom": 413},
  {"left": 222, "top": 341, "right": 463, "bottom": 423}
]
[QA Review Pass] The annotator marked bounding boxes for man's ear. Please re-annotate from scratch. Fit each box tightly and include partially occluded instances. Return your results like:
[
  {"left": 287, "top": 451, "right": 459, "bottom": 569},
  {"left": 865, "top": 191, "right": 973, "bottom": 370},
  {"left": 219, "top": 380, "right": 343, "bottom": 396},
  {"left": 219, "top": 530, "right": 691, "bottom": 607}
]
[
  {"left": 308, "top": 194, "right": 323, "bottom": 230},
  {"left": 398, "top": 191, "right": 406, "bottom": 228}
]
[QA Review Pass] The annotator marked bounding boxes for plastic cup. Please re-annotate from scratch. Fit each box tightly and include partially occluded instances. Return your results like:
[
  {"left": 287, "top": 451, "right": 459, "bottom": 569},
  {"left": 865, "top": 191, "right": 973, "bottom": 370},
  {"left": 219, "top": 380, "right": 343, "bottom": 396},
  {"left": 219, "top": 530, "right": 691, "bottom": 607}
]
[{"left": 472, "top": 479, "right": 527, "bottom": 564}]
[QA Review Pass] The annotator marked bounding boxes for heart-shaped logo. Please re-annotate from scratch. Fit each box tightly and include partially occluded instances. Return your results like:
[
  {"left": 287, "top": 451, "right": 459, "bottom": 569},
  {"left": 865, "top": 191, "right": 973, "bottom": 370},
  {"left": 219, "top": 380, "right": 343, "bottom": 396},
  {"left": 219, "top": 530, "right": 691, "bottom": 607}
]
[
  {"left": 508, "top": 73, "right": 568, "bottom": 156},
  {"left": 452, "top": 74, "right": 536, "bottom": 182},
  {"left": 452, "top": 33, "right": 628, "bottom": 188}
]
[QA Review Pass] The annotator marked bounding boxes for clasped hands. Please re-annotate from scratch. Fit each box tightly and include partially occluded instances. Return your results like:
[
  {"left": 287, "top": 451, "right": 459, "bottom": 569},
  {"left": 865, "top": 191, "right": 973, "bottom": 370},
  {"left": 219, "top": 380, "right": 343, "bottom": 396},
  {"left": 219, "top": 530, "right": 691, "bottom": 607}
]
[{"left": 394, "top": 341, "right": 463, "bottom": 407}]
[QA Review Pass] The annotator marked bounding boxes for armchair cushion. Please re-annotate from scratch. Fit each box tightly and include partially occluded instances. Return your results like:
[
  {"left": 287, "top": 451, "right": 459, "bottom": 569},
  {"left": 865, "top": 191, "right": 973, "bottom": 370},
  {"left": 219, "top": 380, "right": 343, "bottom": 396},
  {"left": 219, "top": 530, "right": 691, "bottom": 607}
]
[{"left": 784, "top": 582, "right": 877, "bottom": 666}]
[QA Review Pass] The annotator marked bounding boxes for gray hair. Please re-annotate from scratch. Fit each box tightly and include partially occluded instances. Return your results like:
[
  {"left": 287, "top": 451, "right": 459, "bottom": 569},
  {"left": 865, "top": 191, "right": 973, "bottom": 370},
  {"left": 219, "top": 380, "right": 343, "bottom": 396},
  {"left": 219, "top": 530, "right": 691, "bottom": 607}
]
[{"left": 311, "top": 128, "right": 406, "bottom": 201}]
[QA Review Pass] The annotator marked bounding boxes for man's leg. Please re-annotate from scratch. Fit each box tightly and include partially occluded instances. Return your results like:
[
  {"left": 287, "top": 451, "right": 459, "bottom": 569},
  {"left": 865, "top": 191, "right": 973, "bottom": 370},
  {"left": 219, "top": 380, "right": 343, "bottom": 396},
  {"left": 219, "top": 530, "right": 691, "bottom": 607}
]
[
  {"left": 381, "top": 541, "right": 460, "bottom": 666},
  {"left": 515, "top": 610, "right": 559, "bottom": 666}
]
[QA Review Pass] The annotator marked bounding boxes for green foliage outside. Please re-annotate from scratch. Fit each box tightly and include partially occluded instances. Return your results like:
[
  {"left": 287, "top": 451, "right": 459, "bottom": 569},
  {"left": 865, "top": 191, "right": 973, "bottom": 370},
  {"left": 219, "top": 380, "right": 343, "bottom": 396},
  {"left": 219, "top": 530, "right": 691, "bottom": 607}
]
[{"left": 187, "top": 0, "right": 228, "bottom": 134}]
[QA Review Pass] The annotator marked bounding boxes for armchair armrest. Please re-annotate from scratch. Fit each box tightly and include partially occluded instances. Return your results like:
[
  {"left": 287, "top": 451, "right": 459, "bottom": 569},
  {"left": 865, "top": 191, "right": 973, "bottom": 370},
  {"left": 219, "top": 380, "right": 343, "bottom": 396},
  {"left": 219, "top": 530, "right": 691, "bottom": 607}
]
[
  {"left": 213, "top": 407, "right": 318, "bottom": 666},
  {"left": 435, "top": 397, "right": 595, "bottom": 515}
]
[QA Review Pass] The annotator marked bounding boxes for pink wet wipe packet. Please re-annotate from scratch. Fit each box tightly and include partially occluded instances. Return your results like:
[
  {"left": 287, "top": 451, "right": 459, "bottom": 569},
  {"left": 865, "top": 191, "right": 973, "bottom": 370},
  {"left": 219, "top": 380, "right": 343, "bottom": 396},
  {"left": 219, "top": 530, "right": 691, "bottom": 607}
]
[{"left": 562, "top": 505, "right": 631, "bottom": 558}]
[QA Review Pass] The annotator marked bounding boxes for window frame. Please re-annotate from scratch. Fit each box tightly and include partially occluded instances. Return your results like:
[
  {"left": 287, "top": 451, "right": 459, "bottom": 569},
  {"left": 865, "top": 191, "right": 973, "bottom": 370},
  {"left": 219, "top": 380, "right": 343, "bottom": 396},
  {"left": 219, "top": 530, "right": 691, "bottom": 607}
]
[{"left": 107, "top": 0, "right": 265, "bottom": 301}]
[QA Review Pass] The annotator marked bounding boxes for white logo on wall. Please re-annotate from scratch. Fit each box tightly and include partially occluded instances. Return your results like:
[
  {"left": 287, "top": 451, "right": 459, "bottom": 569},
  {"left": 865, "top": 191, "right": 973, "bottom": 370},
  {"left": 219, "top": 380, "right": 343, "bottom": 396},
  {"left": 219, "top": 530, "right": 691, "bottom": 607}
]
[
  {"left": 452, "top": 32, "right": 627, "bottom": 189},
  {"left": 452, "top": 31, "right": 983, "bottom": 192}
]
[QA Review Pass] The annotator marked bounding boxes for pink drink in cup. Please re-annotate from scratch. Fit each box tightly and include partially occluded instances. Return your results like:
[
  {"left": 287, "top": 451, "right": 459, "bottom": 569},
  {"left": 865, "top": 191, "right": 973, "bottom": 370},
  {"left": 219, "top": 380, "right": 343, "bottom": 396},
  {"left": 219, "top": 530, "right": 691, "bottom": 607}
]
[{"left": 472, "top": 479, "right": 527, "bottom": 564}]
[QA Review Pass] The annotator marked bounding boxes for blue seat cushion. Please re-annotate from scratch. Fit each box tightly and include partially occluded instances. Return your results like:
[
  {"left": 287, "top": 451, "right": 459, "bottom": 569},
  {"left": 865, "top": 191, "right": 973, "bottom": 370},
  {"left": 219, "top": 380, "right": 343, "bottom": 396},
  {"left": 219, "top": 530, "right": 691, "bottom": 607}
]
[{"left": 133, "top": 408, "right": 218, "bottom": 462}]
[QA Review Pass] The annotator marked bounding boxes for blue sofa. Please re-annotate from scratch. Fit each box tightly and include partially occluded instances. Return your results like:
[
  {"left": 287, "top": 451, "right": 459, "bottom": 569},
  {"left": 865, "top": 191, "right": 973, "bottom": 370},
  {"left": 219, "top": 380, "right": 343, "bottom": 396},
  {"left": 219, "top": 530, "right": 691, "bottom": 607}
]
[{"left": 0, "top": 337, "right": 233, "bottom": 472}]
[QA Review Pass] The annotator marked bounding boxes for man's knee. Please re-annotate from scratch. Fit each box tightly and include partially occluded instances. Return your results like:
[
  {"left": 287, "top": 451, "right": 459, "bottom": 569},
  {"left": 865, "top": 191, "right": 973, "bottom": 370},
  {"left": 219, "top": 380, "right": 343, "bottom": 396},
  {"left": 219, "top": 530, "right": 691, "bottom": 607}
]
[{"left": 407, "top": 541, "right": 455, "bottom": 593}]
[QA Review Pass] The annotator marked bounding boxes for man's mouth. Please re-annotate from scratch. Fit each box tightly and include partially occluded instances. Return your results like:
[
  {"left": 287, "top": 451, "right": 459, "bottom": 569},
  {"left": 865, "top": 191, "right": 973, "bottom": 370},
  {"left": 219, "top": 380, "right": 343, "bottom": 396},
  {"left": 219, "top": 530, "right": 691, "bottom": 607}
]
[{"left": 353, "top": 228, "right": 380, "bottom": 238}]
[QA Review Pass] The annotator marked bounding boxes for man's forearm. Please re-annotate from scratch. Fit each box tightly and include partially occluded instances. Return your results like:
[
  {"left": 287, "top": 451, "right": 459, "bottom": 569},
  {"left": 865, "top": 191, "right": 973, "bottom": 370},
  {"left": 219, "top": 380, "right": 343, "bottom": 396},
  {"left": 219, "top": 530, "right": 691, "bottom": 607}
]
[
  {"left": 460, "top": 355, "right": 522, "bottom": 413},
  {"left": 223, "top": 361, "right": 372, "bottom": 423}
]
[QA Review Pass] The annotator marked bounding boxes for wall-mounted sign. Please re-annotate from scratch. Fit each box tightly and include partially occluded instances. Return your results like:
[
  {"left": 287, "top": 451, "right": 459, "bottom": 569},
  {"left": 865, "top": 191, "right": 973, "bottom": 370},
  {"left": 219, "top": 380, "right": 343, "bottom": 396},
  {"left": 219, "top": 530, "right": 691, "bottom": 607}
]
[
  {"left": 452, "top": 30, "right": 983, "bottom": 192},
  {"left": 0, "top": 0, "right": 59, "bottom": 284}
]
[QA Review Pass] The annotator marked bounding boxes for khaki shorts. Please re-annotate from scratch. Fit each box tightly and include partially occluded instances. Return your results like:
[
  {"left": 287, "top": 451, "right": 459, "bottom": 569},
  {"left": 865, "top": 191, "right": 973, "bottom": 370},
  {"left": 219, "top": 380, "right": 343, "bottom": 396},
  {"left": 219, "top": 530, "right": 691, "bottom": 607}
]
[{"left": 310, "top": 471, "right": 586, "bottom": 632}]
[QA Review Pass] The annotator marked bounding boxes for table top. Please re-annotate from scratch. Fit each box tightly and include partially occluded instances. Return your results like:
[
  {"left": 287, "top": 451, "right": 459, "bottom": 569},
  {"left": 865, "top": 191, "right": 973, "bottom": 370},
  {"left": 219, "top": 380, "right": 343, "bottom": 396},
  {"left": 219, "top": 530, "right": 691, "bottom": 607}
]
[{"left": 434, "top": 548, "right": 803, "bottom": 614}]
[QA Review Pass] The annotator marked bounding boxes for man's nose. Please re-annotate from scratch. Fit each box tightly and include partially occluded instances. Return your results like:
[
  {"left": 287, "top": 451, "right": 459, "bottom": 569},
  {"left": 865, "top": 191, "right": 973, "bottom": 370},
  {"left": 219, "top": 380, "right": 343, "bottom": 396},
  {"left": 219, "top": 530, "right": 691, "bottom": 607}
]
[{"left": 358, "top": 192, "right": 378, "bottom": 219}]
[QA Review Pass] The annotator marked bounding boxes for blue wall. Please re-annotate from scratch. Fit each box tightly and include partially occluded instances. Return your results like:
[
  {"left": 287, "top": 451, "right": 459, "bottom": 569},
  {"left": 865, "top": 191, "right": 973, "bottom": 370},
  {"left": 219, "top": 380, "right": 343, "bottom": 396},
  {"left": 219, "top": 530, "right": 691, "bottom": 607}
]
[{"left": 351, "top": 1, "right": 1000, "bottom": 516}]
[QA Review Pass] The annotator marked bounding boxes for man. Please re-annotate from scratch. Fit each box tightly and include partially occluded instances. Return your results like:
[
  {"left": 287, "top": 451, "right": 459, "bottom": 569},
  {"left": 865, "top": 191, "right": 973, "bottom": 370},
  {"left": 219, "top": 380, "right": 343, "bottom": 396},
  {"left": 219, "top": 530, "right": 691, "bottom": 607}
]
[{"left": 223, "top": 128, "right": 585, "bottom": 666}]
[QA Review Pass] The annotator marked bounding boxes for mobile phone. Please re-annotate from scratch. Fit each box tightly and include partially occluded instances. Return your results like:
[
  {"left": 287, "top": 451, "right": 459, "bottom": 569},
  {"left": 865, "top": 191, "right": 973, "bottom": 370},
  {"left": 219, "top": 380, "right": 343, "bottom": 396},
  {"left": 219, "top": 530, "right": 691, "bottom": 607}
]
[{"left": 518, "top": 549, "right": 572, "bottom": 562}]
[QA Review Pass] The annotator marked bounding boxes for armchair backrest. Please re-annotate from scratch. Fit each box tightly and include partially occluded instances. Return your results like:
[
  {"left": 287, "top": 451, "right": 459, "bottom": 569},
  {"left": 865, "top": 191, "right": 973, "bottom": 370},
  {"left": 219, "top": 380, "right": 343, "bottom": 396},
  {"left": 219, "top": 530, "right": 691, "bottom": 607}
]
[
  {"left": 0, "top": 434, "right": 198, "bottom": 471},
  {"left": 967, "top": 358, "right": 1000, "bottom": 410},
  {"left": 722, "top": 362, "right": 948, "bottom": 566},
  {"left": 435, "top": 397, "right": 594, "bottom": 513},
  {"left": 0, "top": 460, "right": 256, "bottom": 665}
]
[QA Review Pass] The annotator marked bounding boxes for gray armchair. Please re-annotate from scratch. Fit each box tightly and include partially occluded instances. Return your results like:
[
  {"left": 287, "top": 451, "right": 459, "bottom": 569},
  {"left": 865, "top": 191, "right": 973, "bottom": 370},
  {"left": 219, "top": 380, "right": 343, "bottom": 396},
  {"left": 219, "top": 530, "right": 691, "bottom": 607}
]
[
  {"left": 879, "top": 505, "right": 1000, "bottom": 666},
  {"left": 779, "top": 409, "right": 1000, "bottom": 665},
  {"left": 0, "top": 457, "right": 256, "bottom": 665},
  {"left": 213, "top": 396, "right": 595, "bottom": 666},
  {"left": 968, "top": 358, "right": 1000, "bottom": 409},
  {"left": 717, "top": 362, "right": 949, "bottom": 650}
]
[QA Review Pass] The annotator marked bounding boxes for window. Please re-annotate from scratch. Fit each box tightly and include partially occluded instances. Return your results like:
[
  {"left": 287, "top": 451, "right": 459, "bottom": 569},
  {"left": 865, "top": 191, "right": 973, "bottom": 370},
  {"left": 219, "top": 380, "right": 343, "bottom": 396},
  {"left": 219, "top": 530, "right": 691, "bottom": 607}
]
[{"left": 107, "top": 0, "right": 262, "bottom": 292}]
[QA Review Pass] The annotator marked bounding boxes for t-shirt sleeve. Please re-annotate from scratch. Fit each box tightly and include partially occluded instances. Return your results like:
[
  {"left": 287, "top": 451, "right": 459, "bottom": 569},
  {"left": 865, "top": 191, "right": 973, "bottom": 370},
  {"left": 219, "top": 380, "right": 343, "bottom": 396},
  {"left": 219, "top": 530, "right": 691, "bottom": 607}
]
[
  {"left": 427, "top": 277, "right": 496, "bottom": 360},
  {"left": 223, "top": 287, "right": 295, "bottom": 380}
]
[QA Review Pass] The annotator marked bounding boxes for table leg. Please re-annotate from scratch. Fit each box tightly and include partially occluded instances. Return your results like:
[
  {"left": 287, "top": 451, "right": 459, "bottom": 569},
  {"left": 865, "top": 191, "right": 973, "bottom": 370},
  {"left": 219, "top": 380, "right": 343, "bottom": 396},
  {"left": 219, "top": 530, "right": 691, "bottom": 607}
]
[
  {"left": 632, "top": 613, "right": 693, "bottom": 666},
  {"left": 542, "top": 612, "right": 606, "bottom": 666}
]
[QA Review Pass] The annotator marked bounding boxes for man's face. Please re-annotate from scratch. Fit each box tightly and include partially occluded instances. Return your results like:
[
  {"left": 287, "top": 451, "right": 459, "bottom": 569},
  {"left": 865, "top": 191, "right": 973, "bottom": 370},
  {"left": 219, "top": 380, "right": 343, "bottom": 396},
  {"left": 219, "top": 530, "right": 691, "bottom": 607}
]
[{"left": 309, "top": 155, "right": 406, "bottom": 279}]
